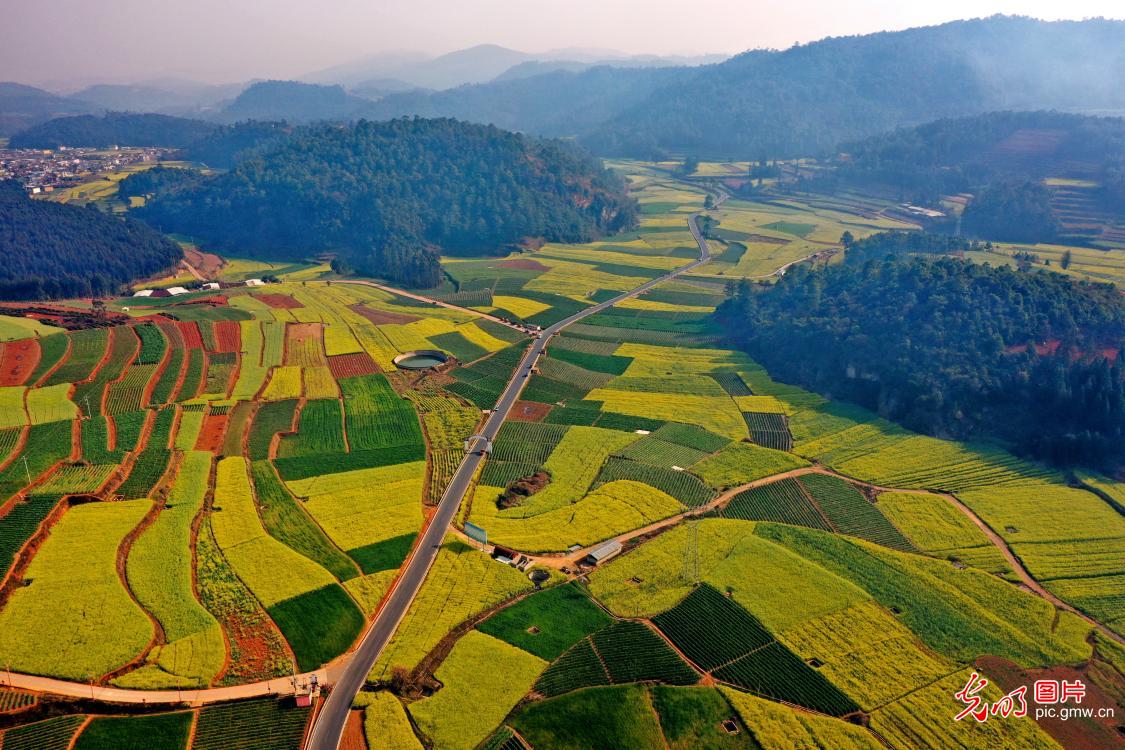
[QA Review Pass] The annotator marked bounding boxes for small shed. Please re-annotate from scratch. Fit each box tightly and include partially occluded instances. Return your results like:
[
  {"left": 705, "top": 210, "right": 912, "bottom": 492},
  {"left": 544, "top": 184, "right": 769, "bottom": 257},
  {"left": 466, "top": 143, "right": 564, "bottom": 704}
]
[
  {"left": 166, "top": 286, "right": 190, "bottom": 296},
  {"left": 133, "top": 289, "right": 154, "bottom": 297},
  {"left": 201, "top": 282, "right": 220, "bottom": 291},
  {"left": 294, "top": 694, "right": 312, "bottom": 707},
  {"left": 585, "top": 540, "right": 622, "bottom": 566},
  {"left": 243, "top": 278, "right": 265, "bottom": 287}
]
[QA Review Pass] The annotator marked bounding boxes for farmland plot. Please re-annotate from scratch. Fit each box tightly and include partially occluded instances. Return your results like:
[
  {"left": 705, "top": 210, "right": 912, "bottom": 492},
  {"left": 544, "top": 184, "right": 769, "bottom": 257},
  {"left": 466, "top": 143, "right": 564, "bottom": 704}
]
[{"left": 0, "top": 499, "right": 153, "bottom": 679}]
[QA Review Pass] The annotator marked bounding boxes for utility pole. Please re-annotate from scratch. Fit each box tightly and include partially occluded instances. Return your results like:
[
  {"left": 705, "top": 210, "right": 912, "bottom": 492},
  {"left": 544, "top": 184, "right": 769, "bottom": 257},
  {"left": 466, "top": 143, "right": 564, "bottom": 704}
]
[
  {"left": 84, "top": 394, "right": 92, "bottom": 419},
  {"left": 22, "top": 456, "right": 31, "bottom": 486}
]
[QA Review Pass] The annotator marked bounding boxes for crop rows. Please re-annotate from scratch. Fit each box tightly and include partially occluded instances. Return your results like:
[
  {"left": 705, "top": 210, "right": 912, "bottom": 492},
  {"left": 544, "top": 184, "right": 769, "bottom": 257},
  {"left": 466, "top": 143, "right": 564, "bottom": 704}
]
[
  {"left": 339, "top": 375, "right": 422, "bottom": 451},
  {"left": 713, "top": 641, "right": 859, "bottom": 716},
  {"left": 522, "top": 374, "right": 587, "bottom": 404},
  {"left": 592, "top": 621, "right": 698, "bottom": 685},
  {"left": 113, "top": 410, "right": 147, "bottom": 453},
  {"left": 429, "top": 449, "right": 462, "bottom": 502},
  {"left": 0, "top": 427, "right": 20, "bottom": 465},
  {"left": 538, "top": 356, "right": 616, "bottom": 390},
  {"left": 480, "top": 460, "right": 543, "bottom": 488},
  {"left": 615, "top": 436, "right": 710, "bottom": 468},
  {"left": 448, "top": 344, "right": 527, "bottom": 409},
  {"left": 325, "top": 352, "right": 379, "bottom": 378},
  {"left": 174, "top": 349, "right": 206, "bottom": 403},
  {"left": 72, "top": 326, "right": 138, "bottom": 417},
  {"left": 593, "top": 456, "right": 714, "bottom": 507},
  {"left": 42, "top": 328, "right": 108, "bottom": 386},
  {"left": 0, "top": 495, "right": 63, "bottom": 581},
  {"left": 302, "top": 366, "right": 338, "bottom": 399},
  {"left": 26, "top": 334, "right": 68, "bottom": 385},
  {"left": 550, "top": 335, "right": 621, "bottom": 356},
  {"left": 211, "top": 320, "right": 242, "bottom": 353},
  {"left": 651, "top": 422, "right": 731, "bottom": 453},
  {"left": 115, "top": 408, "right": 175, "bottom": 500},
  {"left": 192, "top": 697, "right": 311, "bottom": 750},
  {"left": 491, "top": 422, "right": 569, "bottom": 463},
  {"left": 0, "top": 715, "right": 85, "bottom": 750},
  {"left": 105, "top": 363, "right": 158, "bottom": 414},
  {"left": 134, "top": 323, "right": 167, "bottom": 365},
  {"left": 285, "top": 332, "right": 326, "bottom": 368},
  {"left": 177, "top": 321, "right": 204, "bottom": 348},
  {"left": 248, "top": 399, "right": 297, "bottom": 460},
  {"left": 723, "top": 478, "right": 831, "bottom": 530},
  {"left": 276, "top": 399, "right": 346, "bottom": 457},
  {"left": 202, "top": 352, "right": 237, "bottom": 397},
  {"left": 798, "top": 474, "right": 916, "bottom": 552},
  {"left": 548, "top": 347, "right": 632, "bottom": 376},
  {"left": 429, "top": 330, "right": 488, "bottom": 363},
  {"left": 34, "top": 464, "right": 115, "bottom": 495},
  {"left": 543, "top": 401, "right": 665, "bottom": 433},
  {"left": 651, "top": 585, "right": 773, "bottom": 670},
  {"left": 743, "top": 412, "right": 793, "bottom": 451},
  {"left": 0, "top": 420, "right": 72, "bottom": 502},
  {"left": 709, "top": 371, "right": 753, "bottom": 396},
  {"left": 149, "top": 347, "right": 185, "bottom": 405},
  {"left": 534, "top": 621, "right": 697, "bottom": 697},
  {"left": 0, "top": 688, "right": 37, "bottom": 712}
]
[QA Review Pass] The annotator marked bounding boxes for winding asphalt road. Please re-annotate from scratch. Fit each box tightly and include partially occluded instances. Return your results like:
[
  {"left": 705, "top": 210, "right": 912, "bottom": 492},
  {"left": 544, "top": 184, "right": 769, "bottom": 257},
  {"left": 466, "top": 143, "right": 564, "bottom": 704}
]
[{"left": 305, "top": 195, "right": 724, "bottom": 750}]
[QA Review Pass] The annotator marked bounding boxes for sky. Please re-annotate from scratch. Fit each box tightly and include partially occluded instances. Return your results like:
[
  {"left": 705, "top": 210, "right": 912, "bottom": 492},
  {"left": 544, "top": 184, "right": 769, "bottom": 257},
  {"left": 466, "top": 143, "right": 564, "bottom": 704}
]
[{"left": 4, "top": 0, "right": 1124, "bottom": 88}]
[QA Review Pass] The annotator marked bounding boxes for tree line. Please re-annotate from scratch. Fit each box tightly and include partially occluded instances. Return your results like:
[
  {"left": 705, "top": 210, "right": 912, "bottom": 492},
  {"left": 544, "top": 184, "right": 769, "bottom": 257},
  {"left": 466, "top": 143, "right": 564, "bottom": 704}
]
[
  {"left": 134, "top": 117, "right": 637, "bottom": 288},
  {"left": 0, "top": 180, "right": 183, "bottom": 300},
  {"left": 715, "top": 231, "right": 1125, "bottom": 471}
]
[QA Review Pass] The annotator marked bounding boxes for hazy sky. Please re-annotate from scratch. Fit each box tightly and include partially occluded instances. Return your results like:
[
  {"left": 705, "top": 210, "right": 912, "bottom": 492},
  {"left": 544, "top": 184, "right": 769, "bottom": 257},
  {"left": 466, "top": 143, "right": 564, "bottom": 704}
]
[{"left": 5, "top": 0, "right": 1124, "bottom": 88}]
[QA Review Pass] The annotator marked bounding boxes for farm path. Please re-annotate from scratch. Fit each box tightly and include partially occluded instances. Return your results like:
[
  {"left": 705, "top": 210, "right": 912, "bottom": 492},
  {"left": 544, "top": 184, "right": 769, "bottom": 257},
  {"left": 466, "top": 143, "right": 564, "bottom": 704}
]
[
  {"left": 332, "top": 280, "right": 526, "bottom": 332},
  {"left": 304, "top": 189, "right": 727, "bottom": 750},
  {"left": 483, "top": 463, "right": 1125, "bottom": 647},
  {"left": 0, "top": 668, "right": 328, "bottom": 705}
]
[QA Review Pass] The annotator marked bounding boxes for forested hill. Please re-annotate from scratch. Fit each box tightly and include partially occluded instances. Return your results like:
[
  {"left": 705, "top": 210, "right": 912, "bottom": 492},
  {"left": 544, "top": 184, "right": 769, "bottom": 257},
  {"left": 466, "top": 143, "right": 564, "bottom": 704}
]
[
  {"left": 715, "top": 232, "right": 1125, "bottom": 470},
  {"left": 8, "top": 112, "right": 218, "bottom": 149},
  {"left": 831, "top": 111, "right": 1125, "bottom": 204},
  {"left": 135, "top": 118, "right": 636, "bottom": 287},
  {"left": 0, "top": 180, "right": 183, "bottom": 300}
]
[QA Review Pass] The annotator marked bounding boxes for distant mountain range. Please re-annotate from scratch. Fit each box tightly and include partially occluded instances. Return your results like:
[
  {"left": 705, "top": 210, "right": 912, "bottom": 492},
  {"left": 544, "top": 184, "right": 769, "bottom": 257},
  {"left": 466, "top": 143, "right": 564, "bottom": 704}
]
[{"left": 5, "top": 17, "right": 1125, "bottom": 155}]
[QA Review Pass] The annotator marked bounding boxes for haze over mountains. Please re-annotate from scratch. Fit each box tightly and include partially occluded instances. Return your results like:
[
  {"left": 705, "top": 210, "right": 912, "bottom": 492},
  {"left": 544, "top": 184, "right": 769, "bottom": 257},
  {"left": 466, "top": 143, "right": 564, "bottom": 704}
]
[{"left": 4, "top": 16, "right": 1125, "bottom": 156}]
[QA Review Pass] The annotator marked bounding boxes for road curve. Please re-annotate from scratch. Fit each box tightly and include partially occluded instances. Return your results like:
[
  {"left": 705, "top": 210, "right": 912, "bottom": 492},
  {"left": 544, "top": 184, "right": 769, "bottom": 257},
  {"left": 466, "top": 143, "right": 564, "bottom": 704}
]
[{"left": 305, "top": 201, "right": 723, "bottom": 750}]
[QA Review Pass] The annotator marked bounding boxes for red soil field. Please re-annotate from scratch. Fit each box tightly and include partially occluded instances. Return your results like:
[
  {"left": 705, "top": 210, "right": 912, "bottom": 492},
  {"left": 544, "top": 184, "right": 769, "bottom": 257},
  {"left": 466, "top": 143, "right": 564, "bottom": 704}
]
[
  {"left": 287, "top": 322, "right": 321, "bottom": 342},
  {"left": 327, "top": 352, "right": 381, "bottom": 378},
  {"left": 496, "top": 258, "right": 549, "bottom": 271},
  {"left": 212, "top": 321, "right": 242, "bottom": 353},
  {"left": 339, "top": 711, "right": 366, "bottom": 750},
  {"left": 257, "top": 293, "right": 304, "bottom": 309},
  {"left": 176, "top": 321, "right": 204, "bottom": 349},
  {"left": 0, "top": 339, "right": 40, "bottom": 386},
  {"left": 976, "top": 656, "right": 1122, "bottom": 750},
  {"left": 176, "top": 295, "right": 227, "bottom": 306},
  {"left": 509, "top": 400, "right": 552, "bottom": 422},
  {"left": 194, "top": 413, "right": 229, "bottom": 453},
  {"left": 183, "top": 246, "right": 224, "bottom": 278},
  {"left": 349, "top": 303, "right": 420, "bottom": 326}
]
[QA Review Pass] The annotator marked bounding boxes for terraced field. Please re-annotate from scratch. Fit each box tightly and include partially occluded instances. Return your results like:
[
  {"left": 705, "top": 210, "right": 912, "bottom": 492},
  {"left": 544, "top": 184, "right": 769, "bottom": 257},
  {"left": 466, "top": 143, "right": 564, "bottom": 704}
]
[{"left": 0, "top": 160, "right": 1119, "bottom": 750}]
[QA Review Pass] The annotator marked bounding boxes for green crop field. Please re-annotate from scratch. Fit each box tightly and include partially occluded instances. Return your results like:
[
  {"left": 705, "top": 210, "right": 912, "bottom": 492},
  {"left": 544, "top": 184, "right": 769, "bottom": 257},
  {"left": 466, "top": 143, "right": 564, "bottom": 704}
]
[
  {"left": 73, "top": 711, "right": 193, "bottom": 750},
  {"left": 477, "top": 582, "right": 613, "bottom": 659}
]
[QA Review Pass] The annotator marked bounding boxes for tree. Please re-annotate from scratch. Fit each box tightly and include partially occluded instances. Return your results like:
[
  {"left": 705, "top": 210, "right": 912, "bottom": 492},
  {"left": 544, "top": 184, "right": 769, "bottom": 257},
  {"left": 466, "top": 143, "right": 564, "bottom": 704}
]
[
  {"left": 1062, "top": 250, "right": 1073, "bottom": 269},
  {"left": 840, "top": 231, "right": 855, "bottom": 247}
]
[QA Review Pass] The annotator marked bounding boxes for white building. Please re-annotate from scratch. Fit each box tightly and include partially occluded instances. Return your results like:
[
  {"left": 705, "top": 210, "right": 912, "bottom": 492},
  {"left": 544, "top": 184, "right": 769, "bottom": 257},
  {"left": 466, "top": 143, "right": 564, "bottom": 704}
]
[
  {"left": 166, "top": 286, "right": 190, "bottom": 296},
  {"left": 201, "top": 282, "right": 221, "bottom": 291},
  {"left": 133, "top": 289, "right": 154, "bottom": 297},
  {"left": 243, "top": 278, "right": 265, "bottom": 287}
]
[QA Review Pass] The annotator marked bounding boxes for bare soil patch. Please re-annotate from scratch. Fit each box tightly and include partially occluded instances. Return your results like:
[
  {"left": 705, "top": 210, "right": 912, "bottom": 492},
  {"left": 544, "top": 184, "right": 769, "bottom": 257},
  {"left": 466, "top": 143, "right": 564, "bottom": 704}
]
[
  {"left": 349, "top": 303, "right": 420, "bottom": 326},
  {"left": 195, "top": 413, "right": 229, "bottom": 454},
  {"left": 0, "top": 339, "right": 40, "bottom": 386},
  {"left": 257, "top": 293, "right": 304, "bottom": 310},
  {"left": 509, "top": 400, "right": 552, "bottom": 422},
  {"left": 340, "top": 710, "right": 367, "bottom": 750},
  {"left": 177, "top": 321, "right": 204, "bottom": 349},
  {"left": 212, "top": 321, "right": 241, "bottom": 353},
  {"left": 287, "top": 322, "right": 322, "bottom": 341},
  {"left": 976, "top": 656, "right": 1123, "bottom": 750},
  {"left": 183, "top": 246, "right": 224, "bottom": 278},
  {"left": 327, "top": 352, "right": 381, "bottom": 378}
]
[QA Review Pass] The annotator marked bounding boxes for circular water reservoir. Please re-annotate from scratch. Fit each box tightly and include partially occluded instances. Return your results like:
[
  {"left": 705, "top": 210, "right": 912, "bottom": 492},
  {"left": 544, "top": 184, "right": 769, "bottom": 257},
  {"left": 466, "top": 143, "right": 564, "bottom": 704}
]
[{"left": 393, "top": 350, "right": 450, "bottom": 370}]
